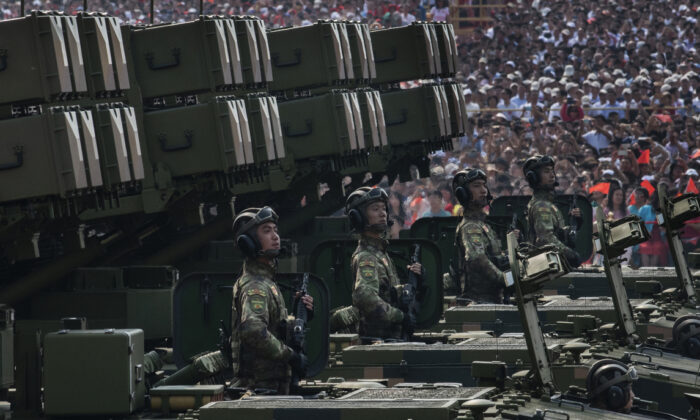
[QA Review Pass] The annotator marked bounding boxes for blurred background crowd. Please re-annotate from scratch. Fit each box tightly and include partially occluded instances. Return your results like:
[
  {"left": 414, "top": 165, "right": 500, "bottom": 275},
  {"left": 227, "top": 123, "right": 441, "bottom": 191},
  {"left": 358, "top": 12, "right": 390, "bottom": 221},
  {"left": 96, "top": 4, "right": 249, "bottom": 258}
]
[{"left": 2, "top": 0, "right": 699, "bottom": 265}]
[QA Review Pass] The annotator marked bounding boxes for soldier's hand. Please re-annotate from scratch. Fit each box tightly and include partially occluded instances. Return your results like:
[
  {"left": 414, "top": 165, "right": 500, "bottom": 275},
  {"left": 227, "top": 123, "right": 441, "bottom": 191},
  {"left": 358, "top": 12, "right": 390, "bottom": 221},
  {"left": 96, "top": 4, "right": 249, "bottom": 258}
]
[
  {"left": 295, "top": 292, "right": 314, "bottom": 311},
  {"left": 570, "top": 207, "right": 581, "bottom": 218},
  {"left": 407, "top": 263, "right": 423, "bottom": 276}
]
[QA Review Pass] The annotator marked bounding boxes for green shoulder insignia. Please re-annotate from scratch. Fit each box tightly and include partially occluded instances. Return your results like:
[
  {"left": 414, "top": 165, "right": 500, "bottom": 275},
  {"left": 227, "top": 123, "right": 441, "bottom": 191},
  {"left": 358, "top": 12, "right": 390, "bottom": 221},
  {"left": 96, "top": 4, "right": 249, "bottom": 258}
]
[
  {"left": 249, "top": 295, "right": 266, "bottom": 314},
  {"left": 247, "top": 288, "right": 267, "bottom": 297}
]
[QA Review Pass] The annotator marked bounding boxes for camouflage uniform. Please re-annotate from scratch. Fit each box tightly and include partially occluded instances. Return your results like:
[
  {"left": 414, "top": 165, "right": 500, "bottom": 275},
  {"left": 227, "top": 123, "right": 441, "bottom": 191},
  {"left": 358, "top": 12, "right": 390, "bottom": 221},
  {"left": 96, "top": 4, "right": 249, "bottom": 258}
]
[
  {"left": 230, "top": 259, "right": 292, "bottom": 394},
  {"left": 527, "top": 189, "right": 579, "bottom": 265},
  {"left": 352, "top": 235, "right": 404, "bottom": 339},
  {"left": 456, "top": 206, "right": 506, "bottom": 303}
]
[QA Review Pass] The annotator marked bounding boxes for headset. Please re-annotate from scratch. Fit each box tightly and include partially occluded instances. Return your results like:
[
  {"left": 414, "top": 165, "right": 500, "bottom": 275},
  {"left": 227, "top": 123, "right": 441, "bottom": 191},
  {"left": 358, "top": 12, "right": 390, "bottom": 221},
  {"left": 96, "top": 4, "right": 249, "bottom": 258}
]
[
  {"left": 524, "top": 155, "right": 558, "bottom": 188},
  {"left": 232, "top": 206, "right": 279, "bottom": 259},
  {"left": 453, "top": 169, "right": 492, "bottom": 207},
  {"left": 345, "top": 187, "right": 389, "bottom": 232},
  {"left": 586, "top": 359, "right": 638, "bottom": 411},
  {"left": 673, "top": 315, "right": 700, "bottom": 358}
]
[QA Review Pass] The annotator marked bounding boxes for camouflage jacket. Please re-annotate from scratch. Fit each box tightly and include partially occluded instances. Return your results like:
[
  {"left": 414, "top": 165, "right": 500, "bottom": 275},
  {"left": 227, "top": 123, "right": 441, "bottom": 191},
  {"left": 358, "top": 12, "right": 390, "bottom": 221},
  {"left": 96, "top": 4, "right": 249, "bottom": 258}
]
[
  {"left": 351, "top": 235, "right": 404, "bottom": 339},
  {"left": 456, "top": 206, "right": 505, "bottom": 303},
  {"left": 527, "top": 189, "right": 579, "bottom": 265},
  {"left": 231, "top": 259, "right": 292, "bottom": 394}
]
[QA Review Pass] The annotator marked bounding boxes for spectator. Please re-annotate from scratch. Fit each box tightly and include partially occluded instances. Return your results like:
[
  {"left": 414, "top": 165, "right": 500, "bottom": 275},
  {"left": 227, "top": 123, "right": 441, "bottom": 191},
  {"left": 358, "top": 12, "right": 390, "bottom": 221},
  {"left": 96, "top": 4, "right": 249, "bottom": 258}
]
[{"left": 421, "top": 190, "right": 451, "bottom": 218}]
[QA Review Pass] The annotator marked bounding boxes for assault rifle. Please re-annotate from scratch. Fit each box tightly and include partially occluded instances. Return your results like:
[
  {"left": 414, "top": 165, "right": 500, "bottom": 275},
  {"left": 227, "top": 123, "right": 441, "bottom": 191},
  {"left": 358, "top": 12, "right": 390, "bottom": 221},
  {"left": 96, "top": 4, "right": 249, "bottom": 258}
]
[
  {"left": 289, "top": 273, "right": 310, "bottom": 391},
  {"left": 400, "top": 244, "right": 422, "bottom": 340}
]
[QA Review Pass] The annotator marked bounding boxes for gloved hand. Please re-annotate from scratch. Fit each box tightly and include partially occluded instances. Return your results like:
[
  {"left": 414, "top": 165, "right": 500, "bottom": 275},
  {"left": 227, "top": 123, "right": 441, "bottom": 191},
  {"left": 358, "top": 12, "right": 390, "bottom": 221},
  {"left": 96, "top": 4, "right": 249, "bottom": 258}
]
[{"left": 288, "top": 349, "right": 308, "bottom": 377}]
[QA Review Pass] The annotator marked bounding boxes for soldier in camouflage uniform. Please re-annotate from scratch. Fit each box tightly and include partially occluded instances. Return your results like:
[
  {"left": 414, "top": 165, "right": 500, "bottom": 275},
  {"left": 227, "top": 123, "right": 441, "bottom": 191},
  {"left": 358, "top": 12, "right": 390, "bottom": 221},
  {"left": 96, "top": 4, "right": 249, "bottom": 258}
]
[
  {"left": 523, "top": 155, "right": 582, "bottom": 267},
  {"left": 453, "top": 169, "right": 510, "bottom": 303},
  {"left": 346, "top": 187, "right": 422, "bottom": 340},
  {"left": 229, "top": 207, "right": 313, "bottom": 394}
]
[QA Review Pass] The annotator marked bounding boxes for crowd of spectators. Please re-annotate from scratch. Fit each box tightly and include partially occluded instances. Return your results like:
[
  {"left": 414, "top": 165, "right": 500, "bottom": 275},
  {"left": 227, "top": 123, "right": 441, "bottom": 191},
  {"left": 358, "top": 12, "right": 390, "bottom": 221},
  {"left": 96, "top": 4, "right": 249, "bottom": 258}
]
[{"left": 3, "top": 0, "right": 699, "bottom": 266}]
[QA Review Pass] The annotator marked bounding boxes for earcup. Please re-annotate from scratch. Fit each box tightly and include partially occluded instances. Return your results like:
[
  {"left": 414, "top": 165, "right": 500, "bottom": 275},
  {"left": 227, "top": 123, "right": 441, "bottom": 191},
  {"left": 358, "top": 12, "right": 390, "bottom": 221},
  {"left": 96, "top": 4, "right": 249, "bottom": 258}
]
[
  {"left": 606, "top": 385, "right": 628, "bottom": 411},
  {"left": 455, "top": 186, "right": 471, "bottom": 207},
  {"left": 236, "top": 234, "right": 258, "bottom": 259},
  {"left": 525, "top": 170, "right": 538, "bottom": 187},
  {"left": 347, "top": 208, "right": 365, "bottom": 231}
]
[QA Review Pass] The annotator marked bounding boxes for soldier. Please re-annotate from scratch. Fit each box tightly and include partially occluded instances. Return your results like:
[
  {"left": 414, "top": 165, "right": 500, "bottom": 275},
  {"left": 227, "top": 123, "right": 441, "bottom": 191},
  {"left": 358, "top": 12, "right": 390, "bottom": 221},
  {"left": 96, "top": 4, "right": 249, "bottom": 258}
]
[
  {"left": 453, "top": 169, "right": 510, "bottom": 303},
  {"left": 229, "top": 207, "right": 313, "bottom": 394},
  {"left": 346, "top": 187, "right": 422, "bottom": 340},
  {"left": 523, "top": 155, "right": 582, "bottom": 267},
  {"left": 586, "top": 359, "right": 638, "bottom": 413}
]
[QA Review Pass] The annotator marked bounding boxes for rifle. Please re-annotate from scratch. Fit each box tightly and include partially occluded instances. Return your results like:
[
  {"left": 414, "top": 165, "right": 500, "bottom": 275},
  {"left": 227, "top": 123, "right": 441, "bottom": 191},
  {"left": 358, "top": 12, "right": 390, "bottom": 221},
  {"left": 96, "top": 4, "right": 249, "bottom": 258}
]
[
  {"left": 289, "top": 273, "right": 309, "bottom": 391},
  {"left": 218, "top": 319, "right": 232, "bottom": 365},
  {"left": 400, "top": 244, "right": 422, "bottom": 340}
]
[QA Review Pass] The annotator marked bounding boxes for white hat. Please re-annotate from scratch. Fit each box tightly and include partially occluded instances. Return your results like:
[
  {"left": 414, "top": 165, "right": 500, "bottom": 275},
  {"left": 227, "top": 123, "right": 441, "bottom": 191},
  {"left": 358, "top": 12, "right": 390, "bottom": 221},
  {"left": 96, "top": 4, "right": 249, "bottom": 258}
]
[
  {"left": 463, "top": 88, "right": 472, "bottom": 95},
  {"left": 614, "top": 78, "right": 626, "bottom": 87},
  {"left": 565, "top": 82, "right": 578, "bottom": 91},
  {"left": 582, "top": 96, "right": 591, "bottom": 105},
  {"left": 641, "top": 175, "right": 655, "bottom": 182},
  {"left": 564, "top": 65, "right": 575, "bottom": 77},
  {"left": 506, "top": 61, "right": 516, "bottom": 67},
  {"left": 603, "top": 83, "right": 615, "bottom": 91},
  {"left": 622, "top": 88, "right": 632, "bottom": 95},
  {"left": 685, "top": 169, "right": 699, "bottom": 177},
  {"left": 602, "top": 169, "right": 615, "bottom": 176},
  {"left": 660, "top": 84, "right": 672, "bottom": 93}
]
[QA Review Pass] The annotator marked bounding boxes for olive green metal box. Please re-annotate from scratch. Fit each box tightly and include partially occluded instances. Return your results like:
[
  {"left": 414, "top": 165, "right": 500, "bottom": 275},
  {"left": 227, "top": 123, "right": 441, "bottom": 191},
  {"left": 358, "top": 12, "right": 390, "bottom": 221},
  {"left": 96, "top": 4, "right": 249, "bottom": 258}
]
[
  {"left": 267, "top": 21, "right": 356, "bottom": 92},
  {"left": 128, "top": 16, "right": 269, "bottom": 99},
  {"left": 370, "top": 23, "right": 442, "bottom": 84},
  {"left": 0, "top": 107, "right": 103, "bottom": 202},
  {"left": 380, "top": 84, "right": 453, "bottom": 145},
  {"left": 0, "top": 12, "right": 88, "bottom": 105},
  {"left": 277, "top": 90, "right": 366, "bottom": 159},
  {"left": 43, "top": 328, "right": 145, "bottom": 416}
]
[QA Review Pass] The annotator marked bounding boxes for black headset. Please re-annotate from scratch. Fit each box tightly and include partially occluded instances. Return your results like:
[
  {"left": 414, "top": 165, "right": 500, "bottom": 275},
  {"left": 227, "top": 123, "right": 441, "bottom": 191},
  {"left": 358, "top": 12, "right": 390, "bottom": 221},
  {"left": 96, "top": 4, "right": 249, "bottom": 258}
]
[
  {"left": 345, "top": 187, "right": 389, "bottom": 232},
  {"left": 524, "top": 155, "right": 557, "bottom": 188},
  {"left": 586, "top": 359, "right": 637, "bottom": 411},
  {"left": 453, "top": 169, "right": 492, "bottom": 207},
  {"left": 232, "top": 207, "right": 279, "bottom": 259},
  {"left": 673, "top": 315, "right": 700, "bottom": 358}
]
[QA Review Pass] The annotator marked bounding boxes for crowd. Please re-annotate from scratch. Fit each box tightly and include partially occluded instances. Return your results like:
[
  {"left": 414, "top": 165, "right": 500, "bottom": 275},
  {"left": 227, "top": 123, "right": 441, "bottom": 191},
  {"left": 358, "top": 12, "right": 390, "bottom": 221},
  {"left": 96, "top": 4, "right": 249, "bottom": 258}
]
[{"left": 3, "top": 0, "right": 699, "bottom": 265}]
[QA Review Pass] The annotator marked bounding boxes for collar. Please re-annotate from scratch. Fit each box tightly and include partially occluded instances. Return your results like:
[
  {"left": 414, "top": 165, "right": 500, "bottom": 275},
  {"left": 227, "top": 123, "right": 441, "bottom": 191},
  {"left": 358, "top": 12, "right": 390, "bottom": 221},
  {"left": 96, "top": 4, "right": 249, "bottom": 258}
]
[
  {"left": 243, "top": 259, "right": 276, "bottom": 278},
  {"left": 533, "top": 188, "right": 555, "bottom": 201},
  {"left": 463, "top": 205, "right": 487, "bottom": 221},
  {"left": 359, "top": 234, "right": 389, "bottom": 252}
]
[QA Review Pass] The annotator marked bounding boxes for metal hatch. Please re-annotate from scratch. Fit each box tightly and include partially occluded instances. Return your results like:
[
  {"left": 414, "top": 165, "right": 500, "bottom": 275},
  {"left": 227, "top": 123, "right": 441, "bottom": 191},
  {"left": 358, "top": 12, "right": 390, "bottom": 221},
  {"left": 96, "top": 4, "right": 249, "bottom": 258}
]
[
  {"left": 362, "top": 25, "right": 376, "bottom": 79},
  {"left": 428, "top": 24, "right": 442, "bottom": 75},
  {"left": 107, "top": 108, "right": 131, "bottom": 182},
  {"left": 372, "top": 91, "right": 388, "bottom": 146},
  {"left": 266, "top": 97, "right": 285, "bottom": 159},
  {"left": 244, "top": 19, "right": 262, "bottom": 83},
  {"left": 309, "top": 238, "right": 444, "bottom": 330},
  {"left": 254, "top": 19, "right": 273, "bottom": 82},
  {"left": 172, "top": 271, "right": 330, "bottom": 378},
  {"left": 328, "top": 23, "right": 346, "bottom": 80},
  {"left": 235, "top": 99, "right": 255, "bottom": 163},
  {"left": 107, "top": 17, "right": 130, "bottom": 89},
  {"left": 341, "top": 93, "right": 358, "bottom": 151},
  {"left": 63, "top": 16, "right": 87, "bottom": 92},
  {"left": 62, "top": 111, "right": 88, "bottom": 189},
  {"left": 224, "top": 20, "right": 244, "bottom": 85},
  {"left": 122, "top": 107, "right": 145, "bottom": 180},
  {"left": 352, "top": 24, "right": 369, "bottom": 80},
  {"left": 257, "top": 97, "right": 276, "bottom": 161},
  {"left": 439, "top": 24, "right": 455, "bottom": 74},
  {"left": 78, "top": 110, "right": 102, "bottom": 187},
  {"left": 92, "top": 17, "right": 116, "bottom": 91},
  {"left": 225, "top": 100, "right": 247, "bottom": 166},
  {"left": 438, "top": 85, "right": 451, "bottom": 136},
  {"left": 420, "top": 24, "right": 436, "bottom": 76},
  {"left": 431, "top": 85, "right": 447, "bottom": 137},
  {"left": 338, "top": 23, "right": 354, "bottom": 80},
  {"left": 49, "top": 16, "right": 73, "bottom": 93},
  {"left": 363, "top": 91, "right": 381, "bottom": 148},
  {"left": 349, "top": 92, "right": 365, "bottom": 149},
  {"left": 212, "top": 20, "right": 233, "bottom": 85},
  {"left": 449, "top": 84, "right": 464, "bottom": 134}
]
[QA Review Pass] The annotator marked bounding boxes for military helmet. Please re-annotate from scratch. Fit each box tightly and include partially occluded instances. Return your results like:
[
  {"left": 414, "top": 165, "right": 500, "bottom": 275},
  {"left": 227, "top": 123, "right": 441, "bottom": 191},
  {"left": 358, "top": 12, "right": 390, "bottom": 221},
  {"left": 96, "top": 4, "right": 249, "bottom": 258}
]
[
  {"left": 452, "top": 169, "right": 491, "bottom": 207},
  {"left": 523, "top": 155, "right": 556, "bottom": 187},
  {"left": 232, "top": 207, "right": 279, "bottom": 258},
  {"left": 586, "top": 359, "right": 638, "bottom": 411},
  {"left": 345, "top": 187, "right": 389, "bottom": 232}
]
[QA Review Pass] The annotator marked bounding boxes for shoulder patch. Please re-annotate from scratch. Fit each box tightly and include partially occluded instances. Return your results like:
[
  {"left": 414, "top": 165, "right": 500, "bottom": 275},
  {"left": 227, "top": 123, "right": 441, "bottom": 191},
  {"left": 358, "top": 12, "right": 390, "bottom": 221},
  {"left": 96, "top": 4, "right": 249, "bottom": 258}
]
[
  {"left": 359, "top": 259, "right": 375, "bottom": 267},
  {"left": 467, "top": 233, "right": 483, "bottom": 245},
  {"left": 463, "top": 222, "right": 482, "bottom": 234},
  {"left": 248, "top": 295, "right": 266, "bottom": 314},
  {"left": 247, "top": 288, "right": 267, "bottom": 297}
]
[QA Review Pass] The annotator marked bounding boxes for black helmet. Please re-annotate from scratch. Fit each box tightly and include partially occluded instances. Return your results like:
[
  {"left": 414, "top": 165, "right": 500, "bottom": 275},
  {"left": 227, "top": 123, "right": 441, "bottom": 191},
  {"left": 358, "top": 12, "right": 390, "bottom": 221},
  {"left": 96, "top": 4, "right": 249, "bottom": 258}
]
[
  {"left": 345, "top": 187, "right": 389, "bottom": 232},
  {"left": 452, "top": 169, "right": 491, "bottom": 207},
  {"left": 523, "top": 155, "right": 556, "bottom": 188},
  {"left": 232, "top": 207, "right": 279, "bottom": 259},
  {"left": 586, "top": 359, "right": 638, "bottom": 411}
]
